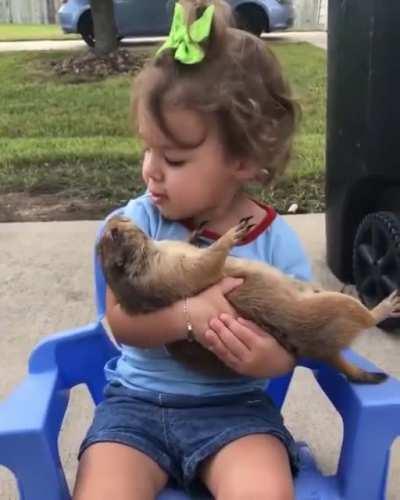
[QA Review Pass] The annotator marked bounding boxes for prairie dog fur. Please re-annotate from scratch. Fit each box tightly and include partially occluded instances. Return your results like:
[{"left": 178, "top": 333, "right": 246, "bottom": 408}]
[{"left": 98, "top": 215, "right": 400, "bottom": 384}]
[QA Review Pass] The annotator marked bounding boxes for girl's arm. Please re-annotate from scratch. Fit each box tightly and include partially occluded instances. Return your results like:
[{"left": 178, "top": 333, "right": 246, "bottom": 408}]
[
  {"left": 106, "top": 286, "right": 186, "bottom": 347},
  {"left": 105, "top": 277, "right": 243, "bottom": 348}
]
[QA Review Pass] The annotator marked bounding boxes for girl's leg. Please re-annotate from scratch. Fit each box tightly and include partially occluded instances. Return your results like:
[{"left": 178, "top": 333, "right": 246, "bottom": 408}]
[
  {"left": 200, "top": 434, "right": 294, "bottom": 500},
  {"left": 73, "top": 442, "right": 168, "bottom": 500}
]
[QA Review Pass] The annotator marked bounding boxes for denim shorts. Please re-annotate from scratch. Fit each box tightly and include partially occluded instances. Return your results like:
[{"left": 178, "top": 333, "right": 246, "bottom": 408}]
[{"left": 79, "top": 381, "right": 299, "bottom": 493}]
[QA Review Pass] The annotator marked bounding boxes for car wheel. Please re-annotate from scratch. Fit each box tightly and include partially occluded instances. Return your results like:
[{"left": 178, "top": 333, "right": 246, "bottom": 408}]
[
  {"left": 78, "top": 11, "right": 122, "bottom": 49},
  {"left": 235, "top": 5, "right": 268, "bottom": 37},
  {"left": 78, "top": 11, "right": 95, "bottom": 48},
  {"left": 353, "top": 211, "right": 400, "bottom": 330}
]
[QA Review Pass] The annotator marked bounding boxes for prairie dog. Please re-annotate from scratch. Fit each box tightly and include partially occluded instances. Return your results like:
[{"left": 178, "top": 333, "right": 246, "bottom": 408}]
[{"left": 98, "top": 215, "right": 400, "bottom": 384}]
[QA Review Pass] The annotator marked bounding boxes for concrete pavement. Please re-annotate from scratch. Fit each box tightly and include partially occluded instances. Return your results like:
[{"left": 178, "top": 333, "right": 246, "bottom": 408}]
[
  {"left": 265, "top": 30, "right": 327, "bottom": 49},
  {"left": 1, "top": 214, "right": 399, "bottom": 498},
  {"left": 0, "top": 31, "right": 327, "bottom": 52}
]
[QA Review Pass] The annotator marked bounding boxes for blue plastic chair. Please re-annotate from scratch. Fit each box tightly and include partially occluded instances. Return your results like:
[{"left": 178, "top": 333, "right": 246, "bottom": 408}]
[{"left": 1, "top": 243, "right": 400, "bottom": 500}]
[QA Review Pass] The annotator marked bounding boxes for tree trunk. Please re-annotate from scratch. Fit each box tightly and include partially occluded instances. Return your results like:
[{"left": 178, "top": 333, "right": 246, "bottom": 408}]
[
  {"left": 46, "top": 0, "right": 56, "bottom": 24},
  {"left": 90, "top": 0, "right": 118, "bottom": 56}
]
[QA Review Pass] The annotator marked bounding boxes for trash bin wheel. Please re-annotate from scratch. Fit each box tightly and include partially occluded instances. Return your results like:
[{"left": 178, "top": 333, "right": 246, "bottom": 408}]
[{"left": 353, "top": 211, "right": 400, "bottom": 330}]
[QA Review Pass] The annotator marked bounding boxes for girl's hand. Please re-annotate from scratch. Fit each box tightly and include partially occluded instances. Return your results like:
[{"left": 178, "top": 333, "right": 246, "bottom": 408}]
[
  {"left": 188, "top": 277, "right": 243, "bottom": 342},
  {"left": 204, "top": 314, "right": 296, "bottom": 378}
]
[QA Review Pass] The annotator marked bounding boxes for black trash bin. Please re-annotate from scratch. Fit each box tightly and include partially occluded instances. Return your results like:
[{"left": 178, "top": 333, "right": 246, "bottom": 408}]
[{"left": 325, "top": 0, "right": 400, "bottom": 321}]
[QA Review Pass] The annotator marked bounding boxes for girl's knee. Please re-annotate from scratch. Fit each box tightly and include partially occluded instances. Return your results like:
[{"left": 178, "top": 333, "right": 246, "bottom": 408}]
[
  {"left": 73, "top": 442, "right": 168, "bottom": 500},
  {"left": 202, "top": 435, "right": 294, "bottom": 500}
]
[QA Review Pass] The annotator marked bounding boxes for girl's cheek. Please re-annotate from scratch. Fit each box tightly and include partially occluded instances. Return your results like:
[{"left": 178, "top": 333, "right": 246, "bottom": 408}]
[
  {"left": 142, "top": 168, "right": 148, "bottom": 185},
  {"left": 142, "top": 157, "right": 151, "bottom": 184}
]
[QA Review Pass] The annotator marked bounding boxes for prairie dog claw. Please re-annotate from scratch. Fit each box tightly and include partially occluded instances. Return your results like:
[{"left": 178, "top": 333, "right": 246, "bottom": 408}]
[
  {"left": 233, "top": 216, "right": 255, "bottom": 243},
  {"left": 372, "top": 289, "right": 400, "bottom": 323},
  {"left": 188, "top": 220, "right": 209, "bottom": 244},
  {"left": 386, "top": 289, "right": 400, "bottom": 317}
]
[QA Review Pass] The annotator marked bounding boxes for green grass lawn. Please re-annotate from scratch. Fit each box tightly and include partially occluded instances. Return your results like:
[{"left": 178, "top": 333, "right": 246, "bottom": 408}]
[
  {"left": 0, "top": 42, "right": 326, "bottom": 208},
  {"left": 0, "top": 24, "right": 79, "bottom": 41}
]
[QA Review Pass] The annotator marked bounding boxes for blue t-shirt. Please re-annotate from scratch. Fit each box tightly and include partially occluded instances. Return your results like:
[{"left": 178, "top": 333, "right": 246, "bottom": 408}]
[{"left": 104, "top": 193, "right": 312, "bottom": 396}]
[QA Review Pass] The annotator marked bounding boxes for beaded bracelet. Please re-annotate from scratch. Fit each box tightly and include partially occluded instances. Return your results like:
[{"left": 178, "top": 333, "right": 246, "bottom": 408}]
[{"left": 183, "top": 297, "right": 196, "bottom": 342}]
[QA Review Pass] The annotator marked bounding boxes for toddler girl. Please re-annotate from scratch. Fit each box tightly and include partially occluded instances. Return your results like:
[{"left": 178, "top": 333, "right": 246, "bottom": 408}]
[{"left": 74, "top": 1, "right": 312, "bottom": 498}]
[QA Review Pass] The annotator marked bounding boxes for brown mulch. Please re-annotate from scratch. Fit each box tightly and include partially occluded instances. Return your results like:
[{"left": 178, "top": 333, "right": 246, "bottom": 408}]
[
  {"left": 50, "top": 48, "right": 149, "bottom": 80},
  {"left": 0, "top": 192, "right": 115, "bottom": 223},
  {"left": 0, "top": 174, "right": 325, "bottom": 223}
]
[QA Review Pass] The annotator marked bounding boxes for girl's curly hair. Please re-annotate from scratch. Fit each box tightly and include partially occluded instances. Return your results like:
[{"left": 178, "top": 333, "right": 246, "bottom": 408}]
[{"left": 131, "top": 0, "right": 300, "bottom": 186}]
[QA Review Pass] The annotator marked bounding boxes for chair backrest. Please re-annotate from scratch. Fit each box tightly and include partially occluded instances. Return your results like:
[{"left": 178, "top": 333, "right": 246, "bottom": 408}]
[{"left": 94, "top": 244, "right": 107, "bottom": 321}]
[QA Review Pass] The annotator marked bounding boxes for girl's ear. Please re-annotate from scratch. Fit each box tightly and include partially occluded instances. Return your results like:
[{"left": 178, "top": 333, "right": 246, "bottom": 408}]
[{"left": 232, "top": 158, "right": 259, "bottom": 182}]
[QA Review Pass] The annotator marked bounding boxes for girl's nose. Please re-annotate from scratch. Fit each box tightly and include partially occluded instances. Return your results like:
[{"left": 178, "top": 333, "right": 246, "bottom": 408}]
[{"left": 143, "top": 150, "right": 164, "bottom": 182}]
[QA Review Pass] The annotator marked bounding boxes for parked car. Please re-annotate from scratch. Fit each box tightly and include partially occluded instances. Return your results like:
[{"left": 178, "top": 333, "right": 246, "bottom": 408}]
[{"left": 58, "top": 0, "right": 295, "bottom": 48}]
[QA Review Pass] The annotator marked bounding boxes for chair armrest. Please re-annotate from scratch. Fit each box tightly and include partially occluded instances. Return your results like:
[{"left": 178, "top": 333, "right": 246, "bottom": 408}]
[
  {"left": 1, "top": 322, "right": 106, "bottom": 438},
  {"left": 29, "top": 321, "right": 118, "bottom": 398},
  {"left": 0, "top": 322, "right": 117, "bottom": 498},
  {"left": 300, "top": 349, "right": 400, "bottom": 499},
  {"left": 0, "top": 368, "right": 66, "bottom": 437},
  {"left": 0, "top": 321, "right": 115, "bottom": 462},
  {"left": 0, "top": 366, "right": 72, "bottom": 498},
  {"left": 301, "top": 349, "right": 400, "bottom": 427}
]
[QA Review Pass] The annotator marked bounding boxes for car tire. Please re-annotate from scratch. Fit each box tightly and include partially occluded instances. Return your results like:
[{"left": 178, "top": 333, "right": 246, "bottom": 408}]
[
  {"left": 235, "top": 5, "right": 268, "bottom": 37},
  {"left": 353, "top": 211, "right": 400, "bottom": 330},
  {"left": 78, "top": 10, "right": 122, "bottom": 49},
  {"left": 78, "top": 11, "right": 95, "bottom": 48}
]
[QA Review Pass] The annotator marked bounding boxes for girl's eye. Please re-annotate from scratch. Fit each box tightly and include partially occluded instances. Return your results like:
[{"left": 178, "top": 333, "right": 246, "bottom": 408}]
[{"left": 164, "top": 156, "right": 186, "bottom": 167}]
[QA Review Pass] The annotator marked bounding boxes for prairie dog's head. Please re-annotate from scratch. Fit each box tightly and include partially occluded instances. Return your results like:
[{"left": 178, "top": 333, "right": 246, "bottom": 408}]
[{"left": 97, "top": 216, "right": 150, "bottom": 280}]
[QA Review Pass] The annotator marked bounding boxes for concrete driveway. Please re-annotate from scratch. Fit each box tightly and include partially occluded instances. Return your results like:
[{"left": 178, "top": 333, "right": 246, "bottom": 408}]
[
  {"left": 265, "top": 30, "right": 327, "bottom": 49},
  {"left": 0, "top": 31, "right": 327, "bottom": 52},
  {"left": 0, "top": 214, "right": 399, "bottom": 498}
]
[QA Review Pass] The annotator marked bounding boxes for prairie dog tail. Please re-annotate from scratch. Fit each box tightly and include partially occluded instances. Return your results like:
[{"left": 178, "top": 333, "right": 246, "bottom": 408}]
[{"left": 326, "top": 353, "right": 388, "bottom": 384}]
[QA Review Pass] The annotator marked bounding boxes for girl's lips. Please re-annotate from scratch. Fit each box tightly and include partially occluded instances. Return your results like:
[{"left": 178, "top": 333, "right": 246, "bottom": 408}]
[{"left": 150, "top": 192, "right": 167, "bottom": 204}]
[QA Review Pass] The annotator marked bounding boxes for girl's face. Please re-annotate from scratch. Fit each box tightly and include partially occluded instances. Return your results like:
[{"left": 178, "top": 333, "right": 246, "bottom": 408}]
[{"left": 139, "top": 104, "right": 250, "bottom": 223}]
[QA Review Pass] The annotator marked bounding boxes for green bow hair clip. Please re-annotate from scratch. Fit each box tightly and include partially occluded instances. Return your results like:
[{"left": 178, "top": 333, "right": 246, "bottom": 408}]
[{"left": 157, "top": 2, "right": 215, "bottom": 64}]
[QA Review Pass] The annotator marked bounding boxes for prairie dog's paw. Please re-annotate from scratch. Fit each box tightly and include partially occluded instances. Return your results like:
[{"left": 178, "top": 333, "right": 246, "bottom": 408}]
[
  {"left": 383, "top": 290, "right": 400, "bottom": 318},
  {"left": 222, "top": 216, "right": 255, "bottom": 247},
  {"left": 372, "top": 289, "right": 400, "bottom": 323},
  {"left": 188, "top": 220, "right": 209, "bottom": 244},
  {"left": 232, "top": 216, "right": 255, "bottom": 243}
]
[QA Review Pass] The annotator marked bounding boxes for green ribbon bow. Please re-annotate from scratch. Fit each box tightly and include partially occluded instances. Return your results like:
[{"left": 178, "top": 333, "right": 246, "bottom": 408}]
[{"left": 157, "top": 3, "right": 215, "bottom": 64}]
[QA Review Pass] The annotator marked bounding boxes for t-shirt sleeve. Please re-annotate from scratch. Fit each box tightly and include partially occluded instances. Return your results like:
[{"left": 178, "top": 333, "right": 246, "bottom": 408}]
[
  {"left": 121, "top": 197, "right": 153, "bottom": 237},
  {"left": 97, "top": 195, "right": 154, "bottom": 241},
  {"left": 270, "top": 217, "right": 313, "bottom": 282}
]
